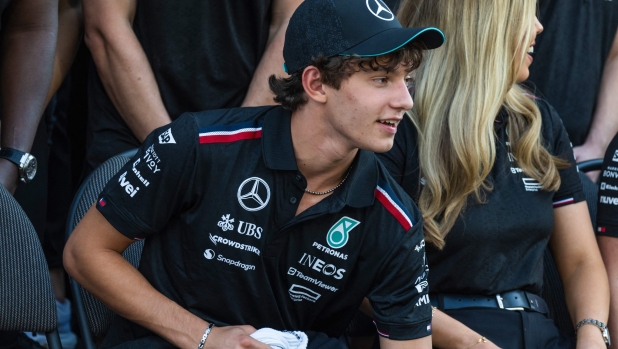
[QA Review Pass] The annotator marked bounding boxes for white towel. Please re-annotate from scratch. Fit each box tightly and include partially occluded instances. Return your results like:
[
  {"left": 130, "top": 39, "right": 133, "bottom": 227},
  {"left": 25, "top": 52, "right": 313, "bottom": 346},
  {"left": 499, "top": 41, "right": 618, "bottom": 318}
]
[{"left": 250, "top": 328, "right": 308, "bottom": 349}]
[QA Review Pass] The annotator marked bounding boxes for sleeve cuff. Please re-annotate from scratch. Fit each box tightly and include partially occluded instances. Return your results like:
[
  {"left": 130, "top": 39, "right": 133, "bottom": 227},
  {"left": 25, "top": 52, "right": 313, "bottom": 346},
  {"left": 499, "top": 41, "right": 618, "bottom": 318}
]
[
  {"left": 97, "top": 195, "right": 155, "bottom": 240},
  {"left": 552, "top": 190, "right": 586, "bottom": 208},
  {"left": 597, "top": 223, "right": 618, "bottom": 238},
  {"left": 372, "top": 318, "right": 432, "bottom": 340}
]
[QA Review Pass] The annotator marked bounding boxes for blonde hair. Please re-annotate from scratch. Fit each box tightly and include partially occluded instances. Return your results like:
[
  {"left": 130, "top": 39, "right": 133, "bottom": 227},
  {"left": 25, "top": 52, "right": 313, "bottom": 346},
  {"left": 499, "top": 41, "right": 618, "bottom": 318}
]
[{"left": 398, "top": 0, "right": 566, "bottom": 249}]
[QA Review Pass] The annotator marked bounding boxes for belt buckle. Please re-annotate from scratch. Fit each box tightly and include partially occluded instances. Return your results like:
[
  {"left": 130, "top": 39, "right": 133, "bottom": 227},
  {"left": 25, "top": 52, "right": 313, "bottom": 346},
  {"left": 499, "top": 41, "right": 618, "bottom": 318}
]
[
  {"left": 496, "top": 294, "right": 524, "bottom": 311},
  {"left": 496, "top": 294, "right": 504, "bottom": 309}
]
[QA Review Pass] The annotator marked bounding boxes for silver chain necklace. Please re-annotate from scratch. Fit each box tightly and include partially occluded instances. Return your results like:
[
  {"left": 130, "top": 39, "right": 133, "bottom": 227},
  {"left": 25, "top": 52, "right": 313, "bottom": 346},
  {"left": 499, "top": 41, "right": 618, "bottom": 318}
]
[{"left": 304, "top": 166, "right": 352, "bottom": 195}]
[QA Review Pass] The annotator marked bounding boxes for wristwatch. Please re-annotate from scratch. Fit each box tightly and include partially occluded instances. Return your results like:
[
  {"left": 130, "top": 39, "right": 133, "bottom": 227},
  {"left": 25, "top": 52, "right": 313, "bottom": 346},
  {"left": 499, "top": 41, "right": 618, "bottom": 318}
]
[
  {"left": 0, "top": 148, "right": 37, "bottom": 183},
  {"left": 576, "top": 318, "right": 611, "bottom": 347}
]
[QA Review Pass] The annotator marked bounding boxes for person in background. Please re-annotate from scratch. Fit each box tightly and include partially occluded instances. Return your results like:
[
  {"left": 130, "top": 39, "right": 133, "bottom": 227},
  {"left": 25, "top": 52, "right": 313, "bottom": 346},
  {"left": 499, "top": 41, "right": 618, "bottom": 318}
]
[
  {"left": 595, "top": 131, "right": 618, "bottom": 345},
  {"left": 83, "top": 0, "right": 302, "bottom": 172},
  {"left": 527, "top": 0, "right": 618, "bottom": 182},
  {"left": 0, "top": 0, "right": 58, "bottom": 347},
  {"left": 378, "top": 0, "right": 610, "bottom": 347}
]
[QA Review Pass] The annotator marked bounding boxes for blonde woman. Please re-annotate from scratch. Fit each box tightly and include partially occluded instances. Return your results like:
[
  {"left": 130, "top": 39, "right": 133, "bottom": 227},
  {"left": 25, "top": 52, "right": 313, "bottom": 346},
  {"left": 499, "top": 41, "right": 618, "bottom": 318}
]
[{"left": 377, "top": 0, "right": 610, "bottom": 347}]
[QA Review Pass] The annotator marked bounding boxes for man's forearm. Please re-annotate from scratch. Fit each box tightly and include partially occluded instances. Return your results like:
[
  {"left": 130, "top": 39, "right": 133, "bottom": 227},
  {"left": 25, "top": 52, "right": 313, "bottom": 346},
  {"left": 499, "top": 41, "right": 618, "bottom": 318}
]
[
  {"left": 575, "top": 29, "right": 618, "bottom": 164},
  {"left": 84, "top": 0, "right": 170, "bottom": 142},
  {"left": 0, "top": 0, "right": 58, "bottom": 193},
  {"left": 45, "top": 0, "right": 84, "bottom": 106},
  {"left": 242, "top": 0, "right": 303, "bottom": 107},
  {"left": 64, "top": 208, "right": 208, "bottom": 348}
]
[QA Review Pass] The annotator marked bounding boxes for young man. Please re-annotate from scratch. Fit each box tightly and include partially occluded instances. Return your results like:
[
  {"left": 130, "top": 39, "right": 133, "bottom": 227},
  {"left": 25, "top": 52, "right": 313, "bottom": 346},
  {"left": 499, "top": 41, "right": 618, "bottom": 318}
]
[{"left": 64, "top": 0, "right": 445, "bottom": 348}]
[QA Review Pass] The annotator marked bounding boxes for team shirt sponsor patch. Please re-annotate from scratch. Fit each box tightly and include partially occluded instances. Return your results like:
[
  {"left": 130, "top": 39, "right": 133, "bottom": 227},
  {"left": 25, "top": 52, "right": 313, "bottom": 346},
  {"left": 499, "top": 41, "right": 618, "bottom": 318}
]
[
  {"left": 374, "top": 179, "right": 414, "bottom": 231},
  {"left": 199, "top": 120, "right": 263, "bottom": 144},
  {"left": 612, "top": 150, "right": 618, "bottom": 162},
  {"left": 237, "top": 177, "right": 270, "bottom": 212},
  {"left": 158, "top": 128, "right": 176, "bottom": 144},
  {"left": 289, "top": 284, "right": 321, "bottom": 303},
  {"left": 209, "top": 233, "right": 261, "bottom": 256},
  {"left": 326, "top": 217, "right": 359, "bottom": 249}
]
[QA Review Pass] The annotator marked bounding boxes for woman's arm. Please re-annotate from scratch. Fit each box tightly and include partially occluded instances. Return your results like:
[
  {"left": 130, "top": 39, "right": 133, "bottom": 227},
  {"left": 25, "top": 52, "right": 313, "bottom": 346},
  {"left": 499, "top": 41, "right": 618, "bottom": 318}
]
[
  {"left": 431, "top": 310, "right": 500, "bottom": 349},
  {"left": 549, "top": 201, "right": 610, "bottom": 348}
]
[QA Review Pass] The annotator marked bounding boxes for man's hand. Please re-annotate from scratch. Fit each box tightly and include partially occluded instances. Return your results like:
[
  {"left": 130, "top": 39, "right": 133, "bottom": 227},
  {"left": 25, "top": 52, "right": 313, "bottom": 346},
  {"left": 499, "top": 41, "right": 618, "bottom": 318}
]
[
  {"left": 207, "top": 325, "right": 271, "bottom": 349},
  {"left": 573, "top": 142, "right": 604, "bottom": 182}
]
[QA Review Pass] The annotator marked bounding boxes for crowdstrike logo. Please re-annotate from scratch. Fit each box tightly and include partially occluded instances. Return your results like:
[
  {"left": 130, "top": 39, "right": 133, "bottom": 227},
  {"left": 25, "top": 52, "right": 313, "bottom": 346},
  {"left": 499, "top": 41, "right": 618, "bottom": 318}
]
[
  {"left": 237, "top": 177, "right": 270, "bottom": 211},
  {"left": 209, "top": 234, "right": 261, "bottom": 256},
  {"left": 366, "top": 0, "right": 394, "bottom": 21},
  {"left": 326, "top": 217, "right": 360, "bottom": 249}
]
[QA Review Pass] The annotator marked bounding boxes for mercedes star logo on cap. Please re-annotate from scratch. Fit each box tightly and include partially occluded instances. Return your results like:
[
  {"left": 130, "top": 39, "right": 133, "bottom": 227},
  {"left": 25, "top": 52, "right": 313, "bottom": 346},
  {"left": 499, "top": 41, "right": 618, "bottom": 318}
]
[{"left": 366, "top": 0, "right": 394, "bottom": 21}]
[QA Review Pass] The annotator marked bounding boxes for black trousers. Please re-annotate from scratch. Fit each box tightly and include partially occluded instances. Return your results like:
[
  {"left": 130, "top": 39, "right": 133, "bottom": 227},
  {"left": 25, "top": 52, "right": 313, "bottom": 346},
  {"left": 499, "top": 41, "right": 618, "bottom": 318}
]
[{"left": 445, "top": 308, "right": 573, "bottom": 349}]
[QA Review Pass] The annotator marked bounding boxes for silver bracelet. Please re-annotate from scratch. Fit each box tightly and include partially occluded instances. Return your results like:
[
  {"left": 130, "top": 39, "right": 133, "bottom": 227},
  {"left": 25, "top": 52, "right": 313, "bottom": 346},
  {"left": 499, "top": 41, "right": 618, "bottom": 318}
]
[{"left": 197, "top": 322, "right": 215, "bottom": 349}]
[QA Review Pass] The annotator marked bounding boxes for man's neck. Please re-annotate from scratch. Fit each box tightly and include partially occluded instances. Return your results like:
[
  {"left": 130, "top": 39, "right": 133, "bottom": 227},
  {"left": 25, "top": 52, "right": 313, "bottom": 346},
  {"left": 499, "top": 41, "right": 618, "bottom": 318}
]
[{"left": 290, "top": 106, "right": 358, "bottom": 191}]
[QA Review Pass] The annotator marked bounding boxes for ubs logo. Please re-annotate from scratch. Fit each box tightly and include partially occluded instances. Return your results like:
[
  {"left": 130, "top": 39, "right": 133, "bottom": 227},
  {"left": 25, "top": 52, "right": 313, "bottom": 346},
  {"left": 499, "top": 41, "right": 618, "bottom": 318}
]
[
  {"left": 366, "top": 0, "right": 394, "bottom": 21},
  {"left": 237, "top": 177, "right": 271, "bottom": 211}
]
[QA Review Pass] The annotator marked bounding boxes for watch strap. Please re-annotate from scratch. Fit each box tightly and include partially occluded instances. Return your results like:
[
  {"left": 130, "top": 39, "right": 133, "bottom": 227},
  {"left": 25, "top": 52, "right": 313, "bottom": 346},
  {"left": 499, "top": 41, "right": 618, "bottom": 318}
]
[{"left": 0, "top": 148, "right": 26, "bottom": 166}]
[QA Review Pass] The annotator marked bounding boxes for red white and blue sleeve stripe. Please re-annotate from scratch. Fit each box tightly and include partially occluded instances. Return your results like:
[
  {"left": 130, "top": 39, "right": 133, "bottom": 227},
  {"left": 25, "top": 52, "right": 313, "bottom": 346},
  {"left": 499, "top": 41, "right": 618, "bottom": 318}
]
[
  {"left": 553, "top": 197, "right": 575, "bottom": 208},
  {"left": 375, "top": 179, "right": 415, "bottom": 231},
  {"left": 199, "top": 120, "right": 263, "bottom": 144}
]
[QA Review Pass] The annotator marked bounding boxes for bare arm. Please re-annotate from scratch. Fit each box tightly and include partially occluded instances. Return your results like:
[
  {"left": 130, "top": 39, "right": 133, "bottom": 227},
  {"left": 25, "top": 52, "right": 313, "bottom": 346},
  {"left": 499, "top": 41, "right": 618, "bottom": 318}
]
[
  {"left": 83, "top": 0, "right": 170, "bottom": 142},
  {"left": 241, "top": 0, "right": 303, "bottom": 107},
  {"left": 430, "top": 310, "right": 500, "bottom": 349},
  {"left": 0, "top": 0, "right": 57, "bottom": 194},
  {"left": 377, "top": 334, "right": 431, "bottom": 349},
  {"left": 64, "top": 206, "right": 271, "bottom": 349},
  {"left": 597, "top": 236, "right": 618, "bottom": 346},
  {"left": 549, "top": 201, "right": 610, "bottom": 348},
  {"left": 45, "top": 0, "right": 83, "bottom": 105},
  {"left": 573, "top": 28, "right": 618, "bottom": 181}
]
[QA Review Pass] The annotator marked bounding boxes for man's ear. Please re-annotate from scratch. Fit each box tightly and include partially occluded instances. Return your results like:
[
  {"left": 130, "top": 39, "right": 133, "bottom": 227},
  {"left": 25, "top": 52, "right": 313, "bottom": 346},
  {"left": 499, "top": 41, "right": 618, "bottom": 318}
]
[{"left": 301, "top": 66, "right": 327, "bottom": 104}]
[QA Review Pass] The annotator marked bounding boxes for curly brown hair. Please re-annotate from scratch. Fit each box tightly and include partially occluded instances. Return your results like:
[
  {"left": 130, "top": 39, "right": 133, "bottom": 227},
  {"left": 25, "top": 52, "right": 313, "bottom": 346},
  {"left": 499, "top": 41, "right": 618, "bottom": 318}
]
[{"left": 269, "top": 42, "right": 426, "bottom": 111}]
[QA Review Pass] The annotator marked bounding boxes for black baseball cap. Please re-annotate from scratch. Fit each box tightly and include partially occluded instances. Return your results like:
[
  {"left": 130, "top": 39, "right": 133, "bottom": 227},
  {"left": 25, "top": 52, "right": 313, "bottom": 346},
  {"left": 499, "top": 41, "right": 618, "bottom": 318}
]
[{"left": 282, "top": 0, "right": 445, "bottom": 73}]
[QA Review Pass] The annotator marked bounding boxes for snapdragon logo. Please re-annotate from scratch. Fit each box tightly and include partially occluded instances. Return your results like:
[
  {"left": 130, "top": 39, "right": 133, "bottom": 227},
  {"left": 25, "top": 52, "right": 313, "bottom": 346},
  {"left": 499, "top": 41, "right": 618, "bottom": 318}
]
[{"left": 326, "top": 217, "right": 360, "bottom": 249}]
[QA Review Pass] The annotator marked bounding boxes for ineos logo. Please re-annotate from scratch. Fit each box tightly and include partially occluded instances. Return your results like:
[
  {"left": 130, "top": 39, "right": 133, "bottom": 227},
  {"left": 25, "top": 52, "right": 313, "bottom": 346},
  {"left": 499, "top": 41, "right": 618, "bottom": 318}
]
[
  {"left": 366, "top": 0, "right": 394, "bottom": 21},
  {"left": 237, "top": 177, "right": 270, "bottom": 212},
  {"left": 203, "top": 249, "right": 215, "bottom": 260}
]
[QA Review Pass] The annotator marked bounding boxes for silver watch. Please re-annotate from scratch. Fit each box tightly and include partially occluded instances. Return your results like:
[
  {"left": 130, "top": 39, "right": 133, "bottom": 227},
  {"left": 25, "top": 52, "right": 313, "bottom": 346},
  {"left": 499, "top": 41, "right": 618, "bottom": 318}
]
[{"left": 0, "top": 148, "right": 37, "bottom": 183}]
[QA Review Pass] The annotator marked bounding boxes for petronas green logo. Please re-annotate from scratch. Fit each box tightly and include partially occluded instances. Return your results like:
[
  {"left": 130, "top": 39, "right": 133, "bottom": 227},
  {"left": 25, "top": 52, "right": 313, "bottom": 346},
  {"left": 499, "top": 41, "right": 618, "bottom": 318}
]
[{"left": 326, "top": 217, "right": 360, "bottom": 249}]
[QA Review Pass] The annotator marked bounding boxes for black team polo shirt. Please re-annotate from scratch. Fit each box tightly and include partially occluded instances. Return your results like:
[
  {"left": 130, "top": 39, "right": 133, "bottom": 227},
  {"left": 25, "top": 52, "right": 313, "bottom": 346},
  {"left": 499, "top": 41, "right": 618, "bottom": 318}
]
[
  {"left": 597, "top": 133, "right": 618, "bottom": 237},
  {"left": 96, "top": 106, "right": 432, "bottom": 346},
  {"left": 377, "top": 99, "right": 585, "bottom": 296}
]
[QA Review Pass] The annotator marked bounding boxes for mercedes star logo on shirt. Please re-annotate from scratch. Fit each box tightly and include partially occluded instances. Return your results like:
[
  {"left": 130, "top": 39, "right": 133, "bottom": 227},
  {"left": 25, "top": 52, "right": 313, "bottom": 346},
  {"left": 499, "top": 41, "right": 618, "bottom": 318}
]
[
  {"left": 237, "top": 177, "right": 271, "bottom": 211},
  {"left": 366, "top": 0, "right": 394, "bottom": 21}
]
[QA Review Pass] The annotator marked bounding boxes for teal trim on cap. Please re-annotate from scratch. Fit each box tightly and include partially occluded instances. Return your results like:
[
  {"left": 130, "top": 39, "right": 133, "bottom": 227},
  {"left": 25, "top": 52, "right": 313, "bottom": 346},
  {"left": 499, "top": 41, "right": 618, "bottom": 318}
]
[
  {"left": 339, "top": 27, "right": 446, "bottom": 57},
  {"left": 283, "top": 63, "right": 289, "bottom": 73}
]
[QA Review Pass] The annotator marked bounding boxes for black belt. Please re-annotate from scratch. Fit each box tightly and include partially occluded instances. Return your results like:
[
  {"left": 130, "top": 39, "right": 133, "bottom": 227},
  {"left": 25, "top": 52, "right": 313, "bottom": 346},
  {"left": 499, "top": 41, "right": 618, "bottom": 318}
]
[{"left": 430, "top": 290, "right": 549, "bottom": 315}]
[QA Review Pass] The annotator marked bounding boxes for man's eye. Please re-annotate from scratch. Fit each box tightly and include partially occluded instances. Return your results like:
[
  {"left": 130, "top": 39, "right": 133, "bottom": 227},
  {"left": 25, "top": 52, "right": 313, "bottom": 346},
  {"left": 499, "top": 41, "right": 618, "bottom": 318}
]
[{"left": 374, "top": 78, "right": 387, "bottom": 84}]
